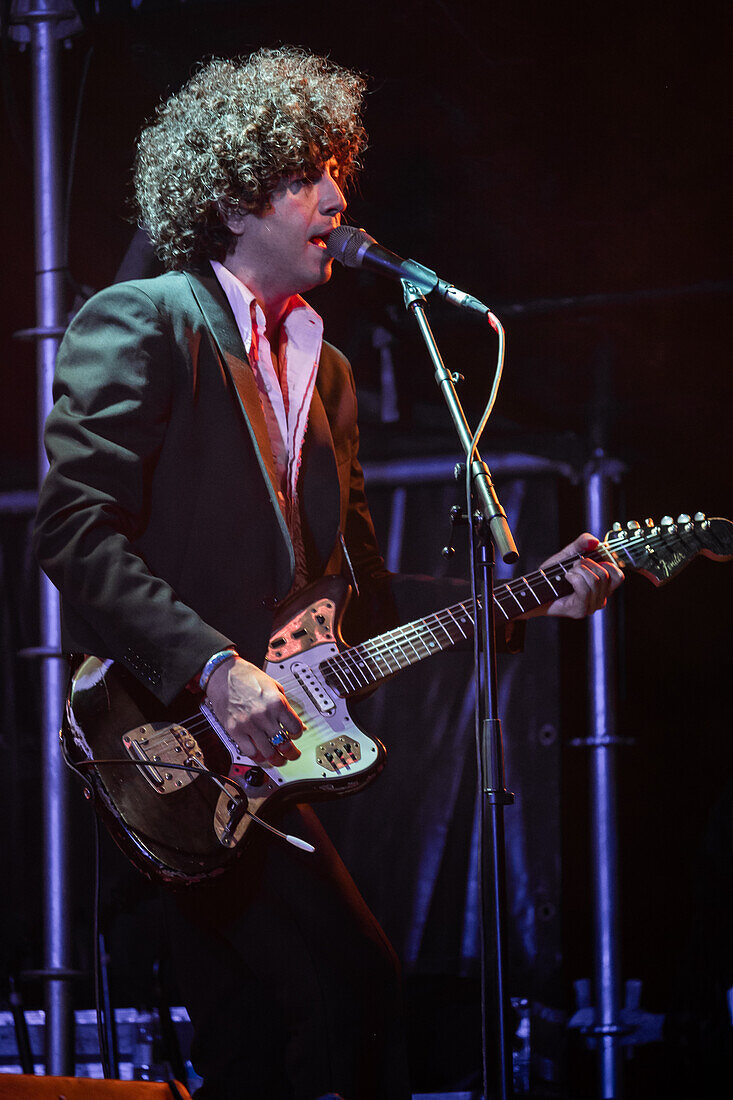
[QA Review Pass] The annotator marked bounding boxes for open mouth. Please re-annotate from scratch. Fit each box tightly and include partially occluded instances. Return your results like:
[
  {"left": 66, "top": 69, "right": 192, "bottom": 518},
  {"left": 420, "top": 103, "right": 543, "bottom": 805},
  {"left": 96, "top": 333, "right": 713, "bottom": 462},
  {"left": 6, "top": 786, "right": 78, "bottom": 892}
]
[{"left": 309, "top": 236, "right": 328, "bottom": 249}]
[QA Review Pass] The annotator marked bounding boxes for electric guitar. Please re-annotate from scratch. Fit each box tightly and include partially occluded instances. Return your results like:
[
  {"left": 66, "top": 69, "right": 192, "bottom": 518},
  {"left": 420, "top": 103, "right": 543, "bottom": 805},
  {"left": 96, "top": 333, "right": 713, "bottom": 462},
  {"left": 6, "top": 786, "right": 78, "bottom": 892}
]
[{"left": 62, "top": 513, "right": 732, "bottom": 885}]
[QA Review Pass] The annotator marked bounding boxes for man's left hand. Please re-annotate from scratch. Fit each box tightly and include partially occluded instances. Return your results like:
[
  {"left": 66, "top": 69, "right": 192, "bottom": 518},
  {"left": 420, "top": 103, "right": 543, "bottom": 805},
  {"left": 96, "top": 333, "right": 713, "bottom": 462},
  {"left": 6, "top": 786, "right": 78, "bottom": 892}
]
[{"left": 520, "top": 532, "right": 624, "bottom": 620}]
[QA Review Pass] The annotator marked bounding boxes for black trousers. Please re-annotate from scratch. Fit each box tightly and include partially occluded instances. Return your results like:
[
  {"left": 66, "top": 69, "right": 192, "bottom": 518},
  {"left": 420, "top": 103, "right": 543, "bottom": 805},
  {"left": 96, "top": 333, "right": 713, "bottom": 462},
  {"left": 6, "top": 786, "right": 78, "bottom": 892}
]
[{"left": 163, "top": 805, "right": 411, "bottom": 1100}]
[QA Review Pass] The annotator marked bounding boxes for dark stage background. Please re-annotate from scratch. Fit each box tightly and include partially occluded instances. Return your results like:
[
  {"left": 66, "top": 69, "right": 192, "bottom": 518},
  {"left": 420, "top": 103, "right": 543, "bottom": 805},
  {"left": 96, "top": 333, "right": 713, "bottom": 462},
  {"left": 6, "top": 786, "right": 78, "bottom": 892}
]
[{"left": 1, "top": 2, "right": 731, "bottom": 1095}]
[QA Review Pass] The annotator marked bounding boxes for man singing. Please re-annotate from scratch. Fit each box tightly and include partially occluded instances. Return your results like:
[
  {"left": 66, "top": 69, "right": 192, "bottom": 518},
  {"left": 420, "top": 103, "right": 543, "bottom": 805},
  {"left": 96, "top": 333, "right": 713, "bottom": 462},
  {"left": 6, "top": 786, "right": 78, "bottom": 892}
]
[{"left": 35, "top": 47, "right": 621, "bottom": 1098}]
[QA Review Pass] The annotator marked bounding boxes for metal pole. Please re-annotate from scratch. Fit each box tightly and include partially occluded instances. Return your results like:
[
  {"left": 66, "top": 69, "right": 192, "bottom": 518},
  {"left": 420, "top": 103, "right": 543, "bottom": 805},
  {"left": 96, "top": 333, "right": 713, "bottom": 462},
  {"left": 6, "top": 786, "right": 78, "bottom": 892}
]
[
  {"left": 31, "top": 7, "right": 73, "bottom": 1075},
  {"left": 584, "top": 451, "right": 623, "bottom": 1098},
  {"left": 11, "top": 0, "right": 81, "bottom": 1074}
]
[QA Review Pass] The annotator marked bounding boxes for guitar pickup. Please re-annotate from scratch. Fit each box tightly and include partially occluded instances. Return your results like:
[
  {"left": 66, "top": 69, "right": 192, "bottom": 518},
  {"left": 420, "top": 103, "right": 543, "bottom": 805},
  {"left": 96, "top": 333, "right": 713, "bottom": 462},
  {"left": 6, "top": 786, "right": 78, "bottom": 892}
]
[
  {"left": 315, "top": 736, "right": 361, "bottom": 773},
  {"left": 122, "top": 723, "right": 202, "bottom": 794},
  {"left": 292, "top": 661, "right": 336, "bottom": 715}
]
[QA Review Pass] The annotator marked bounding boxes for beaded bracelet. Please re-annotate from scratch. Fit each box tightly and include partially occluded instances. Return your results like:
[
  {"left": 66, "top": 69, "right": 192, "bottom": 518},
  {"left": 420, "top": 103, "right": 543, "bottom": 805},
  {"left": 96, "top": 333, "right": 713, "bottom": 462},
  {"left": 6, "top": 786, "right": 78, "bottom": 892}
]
[{"left": 198, "top": 647, "right": 238, "bottom": 692}]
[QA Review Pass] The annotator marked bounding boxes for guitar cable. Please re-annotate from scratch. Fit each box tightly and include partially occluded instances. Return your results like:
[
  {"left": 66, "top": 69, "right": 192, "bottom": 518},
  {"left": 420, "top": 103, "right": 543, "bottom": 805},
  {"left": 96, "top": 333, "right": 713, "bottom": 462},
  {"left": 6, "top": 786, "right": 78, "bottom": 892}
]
[
  {"left": 71, "top": 750, "right": 315, "bottom": 1073},
  {"left": 90, "top": 815, "right": 188, "bottom": 1093},
  {"left": 69, "top": 755, "right": 315, "bottom": 853},
  {"left": 92, "top": 812, "right": 116, "bottom": 1079}
]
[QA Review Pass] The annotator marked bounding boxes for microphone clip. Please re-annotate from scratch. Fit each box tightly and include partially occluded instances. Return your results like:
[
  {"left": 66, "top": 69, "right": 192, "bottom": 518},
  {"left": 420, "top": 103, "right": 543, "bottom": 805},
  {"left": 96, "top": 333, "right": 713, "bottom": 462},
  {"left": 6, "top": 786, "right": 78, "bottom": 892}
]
[{"left": 401, "top": 278, "right": 429, "bottom": 308}]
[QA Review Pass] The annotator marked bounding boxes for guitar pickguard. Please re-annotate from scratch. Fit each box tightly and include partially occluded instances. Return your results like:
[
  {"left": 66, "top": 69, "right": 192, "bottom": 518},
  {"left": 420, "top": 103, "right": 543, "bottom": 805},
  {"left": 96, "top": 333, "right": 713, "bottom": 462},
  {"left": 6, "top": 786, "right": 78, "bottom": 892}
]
[
  {"left": 202, "top": 639, "right": 384, "bottom": 851},
  {"left": 267, "top": 590, "right": 339, "bottom": 661}
]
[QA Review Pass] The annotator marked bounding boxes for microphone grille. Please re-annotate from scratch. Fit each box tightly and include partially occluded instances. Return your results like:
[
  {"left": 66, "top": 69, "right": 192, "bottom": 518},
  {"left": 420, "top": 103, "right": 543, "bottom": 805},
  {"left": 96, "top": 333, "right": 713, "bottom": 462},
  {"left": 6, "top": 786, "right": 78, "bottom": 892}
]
[{"left": 326, "top": 225, "right": 373, "bottom": 268}]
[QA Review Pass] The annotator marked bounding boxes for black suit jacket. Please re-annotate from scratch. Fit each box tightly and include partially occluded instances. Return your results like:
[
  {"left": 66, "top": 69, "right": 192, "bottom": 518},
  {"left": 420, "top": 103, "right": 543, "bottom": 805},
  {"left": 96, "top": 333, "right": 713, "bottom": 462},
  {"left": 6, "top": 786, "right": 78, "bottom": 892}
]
[{"left": 34, "top": 267, "right": 394, "bottom": 705}]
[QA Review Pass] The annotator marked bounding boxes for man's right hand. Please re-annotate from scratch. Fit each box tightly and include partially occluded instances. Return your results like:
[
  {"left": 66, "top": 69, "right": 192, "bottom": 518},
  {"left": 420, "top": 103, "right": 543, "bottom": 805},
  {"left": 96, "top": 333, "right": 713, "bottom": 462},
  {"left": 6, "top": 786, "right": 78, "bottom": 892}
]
[{"left": 205, "top": 656, "right": 303, "bottom": 763}]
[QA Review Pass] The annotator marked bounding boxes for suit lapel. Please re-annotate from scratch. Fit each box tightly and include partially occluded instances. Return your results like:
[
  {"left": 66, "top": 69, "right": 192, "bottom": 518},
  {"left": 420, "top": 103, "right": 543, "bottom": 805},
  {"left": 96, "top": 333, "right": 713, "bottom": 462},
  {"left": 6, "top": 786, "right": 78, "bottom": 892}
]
[{"left": 183, "top": 268, "right": 295, "bottom": 584}]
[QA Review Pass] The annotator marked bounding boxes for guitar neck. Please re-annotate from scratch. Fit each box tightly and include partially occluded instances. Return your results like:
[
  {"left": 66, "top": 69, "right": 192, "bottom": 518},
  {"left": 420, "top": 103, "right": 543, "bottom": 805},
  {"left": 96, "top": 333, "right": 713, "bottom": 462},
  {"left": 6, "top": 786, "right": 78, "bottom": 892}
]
[{"left": 320, "top": 543, "right": 617, "bottom": 697}]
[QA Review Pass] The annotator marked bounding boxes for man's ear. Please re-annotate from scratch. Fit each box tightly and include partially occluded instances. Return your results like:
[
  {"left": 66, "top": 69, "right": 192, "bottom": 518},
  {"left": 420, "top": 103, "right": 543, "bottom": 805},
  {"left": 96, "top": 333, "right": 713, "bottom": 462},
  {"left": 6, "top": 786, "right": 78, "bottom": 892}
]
[{"left": 223, "top": 209, "right": 249, "bottom": 237}]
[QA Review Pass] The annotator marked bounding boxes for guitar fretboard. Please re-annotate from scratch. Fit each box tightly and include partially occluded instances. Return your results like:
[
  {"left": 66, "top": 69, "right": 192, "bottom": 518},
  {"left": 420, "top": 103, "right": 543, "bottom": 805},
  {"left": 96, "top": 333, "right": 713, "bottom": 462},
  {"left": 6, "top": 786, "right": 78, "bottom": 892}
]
[
  {"left": 319, "top": 550, "right": 593, "bottom": 697},
  {"left": 317, "top": 518, "right": 731, "bottom": 698}
]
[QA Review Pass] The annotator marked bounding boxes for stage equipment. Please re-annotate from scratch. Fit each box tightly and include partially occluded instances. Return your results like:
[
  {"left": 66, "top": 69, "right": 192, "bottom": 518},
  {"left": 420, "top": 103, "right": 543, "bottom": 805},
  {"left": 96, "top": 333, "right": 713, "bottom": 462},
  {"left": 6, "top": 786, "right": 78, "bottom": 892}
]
[
  {"left": 329, "top": 247, "right": 733, "bottom": 1097},
  {"left": 9, "top": 0, "right": 83, "bottom": 1077},
  {"left": 327, "top": 225, "right": 493, "bottom": 316},
  {"left": 0, "top": 1004, "right": 196, "bottom": 1086},
  {"left": 395, "top": 277, "right": 517, "bottom": 1099},
  {"left": 582, "top": 452, "right": 626, "bottom": 1097},
  {"left": 0, "top": 1076, "right": 191, "bottom": 1097}
]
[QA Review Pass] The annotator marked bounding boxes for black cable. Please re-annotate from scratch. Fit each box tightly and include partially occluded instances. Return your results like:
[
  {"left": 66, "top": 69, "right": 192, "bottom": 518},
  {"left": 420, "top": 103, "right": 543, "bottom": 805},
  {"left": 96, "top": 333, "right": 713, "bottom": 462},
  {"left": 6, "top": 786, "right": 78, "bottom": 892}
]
[
  {"left": 77, "top": 753, "right": 245, "bottom": 1083},
  {"left": 8, "top": 975, "right": 34, "bottom": 1074},
  {"left": 99, "top": 927, "right": 119, "bottom": 1078},
  {"left": 69, "top": 752, "right": 314, "bottom": 854},
  {"left": 93, "top": 813, "right": 114, "bottom": 1078},
  {"left": 153, "top": 959, "right": 188, "bottom": 1086},
  {"left": 73, "top": 754, "right": 245, "bottom": 804}
]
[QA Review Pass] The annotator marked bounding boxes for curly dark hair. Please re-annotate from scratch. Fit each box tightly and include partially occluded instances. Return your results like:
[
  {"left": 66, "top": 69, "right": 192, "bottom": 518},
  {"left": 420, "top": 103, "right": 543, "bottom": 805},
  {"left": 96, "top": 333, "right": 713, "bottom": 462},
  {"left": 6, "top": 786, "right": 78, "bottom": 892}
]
[{"left": 134, "top": 47, "right": 367, "bottom": 271}]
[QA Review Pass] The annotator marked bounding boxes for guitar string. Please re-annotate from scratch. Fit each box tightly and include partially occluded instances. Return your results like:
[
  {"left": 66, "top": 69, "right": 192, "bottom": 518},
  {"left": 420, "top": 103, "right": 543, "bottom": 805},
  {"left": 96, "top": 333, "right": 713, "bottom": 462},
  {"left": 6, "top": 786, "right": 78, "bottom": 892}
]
[
  {"left": 322, "top": 550, "right": 592, "bottom": 680},
  {"left": 318, "top": 526, "right": 705, "bottom": 688},
  {"left": 190, "top": 526, "right": 709, "bottom": 702},
  {"left": 113, "top": 524, "right": 715, "bottom": 726},
  {"left": 322, "top": 552, "right": 583, "bottom": 682},
  {"left": 268, "top": 526, "right": 715, "bottom": 697}
]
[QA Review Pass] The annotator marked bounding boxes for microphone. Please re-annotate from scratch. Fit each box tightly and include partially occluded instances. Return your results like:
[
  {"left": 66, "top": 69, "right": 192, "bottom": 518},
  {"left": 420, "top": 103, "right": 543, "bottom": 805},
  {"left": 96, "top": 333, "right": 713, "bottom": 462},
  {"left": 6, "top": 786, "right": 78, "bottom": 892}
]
[{"left": 326, "top": 226, "right": 492, "bottom": 316}]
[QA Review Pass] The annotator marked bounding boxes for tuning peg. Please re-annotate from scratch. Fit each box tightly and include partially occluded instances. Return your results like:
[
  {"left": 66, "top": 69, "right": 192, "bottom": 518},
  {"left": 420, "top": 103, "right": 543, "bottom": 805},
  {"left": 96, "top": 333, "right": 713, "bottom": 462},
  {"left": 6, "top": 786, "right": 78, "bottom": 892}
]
[
  {"left": 644, "top": 518, "right": 655, "bottom": 527},
  {"left": 626, "top": 520, "right": 640, "bottom": 531},
  {"left": 661, "top": 516, "right": 674, "bottom": 526},
  {"left": 612, "top": 522, "right": 623, "bottom": 532},
  {"left": 676, "top": 513, "right": 691, "bottom": 525},
  {"left": 694, "top": 511, "right": 706, "bottom": 522}
]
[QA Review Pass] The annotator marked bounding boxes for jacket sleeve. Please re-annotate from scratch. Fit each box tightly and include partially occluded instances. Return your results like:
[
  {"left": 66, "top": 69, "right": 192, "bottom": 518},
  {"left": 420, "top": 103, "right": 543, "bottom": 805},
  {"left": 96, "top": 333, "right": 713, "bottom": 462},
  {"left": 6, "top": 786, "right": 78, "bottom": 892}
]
[{"left": 34, "top": 283, "right": 234, "bottom": 704}]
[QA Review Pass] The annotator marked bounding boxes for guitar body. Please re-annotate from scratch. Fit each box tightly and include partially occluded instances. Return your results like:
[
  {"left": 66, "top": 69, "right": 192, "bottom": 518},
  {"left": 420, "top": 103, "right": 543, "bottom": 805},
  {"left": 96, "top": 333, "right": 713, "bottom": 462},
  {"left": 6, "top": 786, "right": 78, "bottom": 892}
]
[{"left": 62, "top": 576, "right": 385, "bottom": 885}]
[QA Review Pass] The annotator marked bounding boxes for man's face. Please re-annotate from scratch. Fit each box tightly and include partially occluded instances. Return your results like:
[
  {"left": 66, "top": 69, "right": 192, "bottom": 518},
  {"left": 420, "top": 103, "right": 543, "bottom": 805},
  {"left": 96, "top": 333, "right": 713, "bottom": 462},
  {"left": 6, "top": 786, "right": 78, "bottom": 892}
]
[{"left": 226, "top": 159, "right": 347, "bottom": 303}]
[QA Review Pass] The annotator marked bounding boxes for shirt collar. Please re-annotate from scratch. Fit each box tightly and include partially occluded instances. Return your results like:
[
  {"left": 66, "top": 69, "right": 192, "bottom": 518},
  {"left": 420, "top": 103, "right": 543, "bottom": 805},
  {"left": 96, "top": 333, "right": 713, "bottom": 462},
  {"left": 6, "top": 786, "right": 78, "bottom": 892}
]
[{"left": 210, "top": 260, "right": 323, "bottom": 358}]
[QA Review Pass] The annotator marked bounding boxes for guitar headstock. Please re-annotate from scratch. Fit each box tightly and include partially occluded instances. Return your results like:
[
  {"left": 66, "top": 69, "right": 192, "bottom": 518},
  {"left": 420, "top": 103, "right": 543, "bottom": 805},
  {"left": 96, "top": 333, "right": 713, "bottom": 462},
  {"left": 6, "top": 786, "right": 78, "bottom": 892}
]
[{"left": 603, "top": 513, "right": 733, "bottom": 586}]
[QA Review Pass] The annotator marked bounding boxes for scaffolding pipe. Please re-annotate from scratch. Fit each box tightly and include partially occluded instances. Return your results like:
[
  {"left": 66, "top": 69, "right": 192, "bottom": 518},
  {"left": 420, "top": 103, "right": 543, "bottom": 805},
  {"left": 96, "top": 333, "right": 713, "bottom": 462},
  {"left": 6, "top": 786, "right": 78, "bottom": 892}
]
[
  {"left": 585, "top": 452, "right": 623, "bottom": 1097},
  {"left": 13, "top": 0, "right": 79, "bottom": 1074}
]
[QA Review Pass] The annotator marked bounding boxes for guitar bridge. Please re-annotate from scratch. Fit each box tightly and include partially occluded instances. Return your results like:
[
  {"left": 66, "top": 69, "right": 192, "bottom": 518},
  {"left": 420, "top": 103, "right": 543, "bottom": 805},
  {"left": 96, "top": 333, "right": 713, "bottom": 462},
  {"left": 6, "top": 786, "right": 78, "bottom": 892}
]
[
  {"left": 315, "top": 736, "right": 361, "bottom": 773},
  {"left": 122, "top": 723, "right": 203, "bottom": 793}
]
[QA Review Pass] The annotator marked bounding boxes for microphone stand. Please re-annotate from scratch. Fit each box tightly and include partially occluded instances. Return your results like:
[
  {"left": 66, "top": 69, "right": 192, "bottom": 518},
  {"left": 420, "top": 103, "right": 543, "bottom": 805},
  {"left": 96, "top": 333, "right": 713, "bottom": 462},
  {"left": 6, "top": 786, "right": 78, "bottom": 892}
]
[{"left": 400, "top": 279, "right": 518, "bottom": 1099}]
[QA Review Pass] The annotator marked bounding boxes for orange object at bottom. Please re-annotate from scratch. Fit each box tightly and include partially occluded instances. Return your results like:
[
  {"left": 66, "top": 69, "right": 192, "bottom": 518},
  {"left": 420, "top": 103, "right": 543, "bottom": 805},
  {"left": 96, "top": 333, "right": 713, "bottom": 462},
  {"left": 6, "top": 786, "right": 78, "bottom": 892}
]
[{"left": 0, "top": 1076, "right": 192, "bottom": 1098}]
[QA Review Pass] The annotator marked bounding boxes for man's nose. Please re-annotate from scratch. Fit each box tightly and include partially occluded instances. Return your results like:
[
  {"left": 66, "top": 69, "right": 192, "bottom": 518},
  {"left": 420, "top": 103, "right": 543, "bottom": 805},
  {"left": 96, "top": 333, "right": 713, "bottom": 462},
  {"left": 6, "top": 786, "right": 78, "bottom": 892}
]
[{"left": 319, "top": 173, "right": 347, "bottom": 215}]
